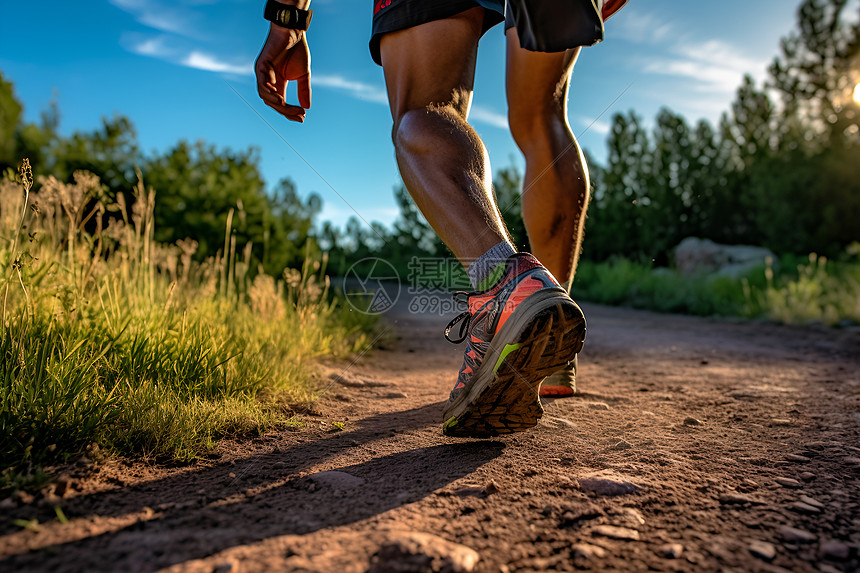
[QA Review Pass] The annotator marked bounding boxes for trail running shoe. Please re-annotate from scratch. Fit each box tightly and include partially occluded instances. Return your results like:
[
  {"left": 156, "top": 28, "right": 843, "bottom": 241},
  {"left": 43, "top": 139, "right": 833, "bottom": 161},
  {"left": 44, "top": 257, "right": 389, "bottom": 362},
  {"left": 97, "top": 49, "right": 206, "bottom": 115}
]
[
  {"left": 442, "top": 253, "right": 586, "bottom": 438},
  {"left": 540, "top": 356, "right": 577, "bottom": 397}
]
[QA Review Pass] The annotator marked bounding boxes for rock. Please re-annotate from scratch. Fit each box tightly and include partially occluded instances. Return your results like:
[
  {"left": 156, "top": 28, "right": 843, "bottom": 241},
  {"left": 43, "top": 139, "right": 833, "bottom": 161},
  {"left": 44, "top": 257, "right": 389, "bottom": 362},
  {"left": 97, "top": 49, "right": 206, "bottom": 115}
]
[
  {"left": 658, "top": 543, "right": 684, "bottom": 559},
  {"left": 674, "top": 237, "right": 776, "bottom": 277},
  {"left": 683, "top": 417, "right": 703, "bottom": 426},
  {"left": 749, "top": 540, "right": 776, "bottom": 562},
  {"left": 559, "top": 503, "right": 603, "bottom": 527},
  {"left": 591, "top": 525, "right": 640, "bottom": 541},
  {"left": 770, "top": 419, "right": 794, "bottom": 426},
  {"left": 370, "top": 531, "right": 480, "bottom": 573},
  {"left": 578, "top": 474, "right": 639, "bottom": 496},
  {"left": 212, "top": 561, "right": 237, "bottom": 573},
  {"left": 0, "top": 497, "right": 15, "bottom": 509},
  {"left": 788, "top": 501, "right": 821, "bottom": 514},
  {"left": 613, "top": 508, "right": 646, "bottom": 529},
  {"left": 308, "top": 471, "right": 365, "bottom": 491},
  {"left": 571, "top": 543, "right": 607, "bottom": 560},
  {"left": 611, "top": 440, "right": 633, "bottom": 450},
  {"left": 798, "top": 495, "right": 824, "bottom": 509},
  {"left": 799, "top": 472, "right": 815, "bottom": 482},
  {"left": 785, "top": 454, "right": 810, "bottom": 462},
  {"left": 778, "top": 526, "right": 816, "bottom": 544},
  {"left": 453, "top": 480, "right": 499, "bottom": 498},
  {"left": 819, "top": 539, "right": 850, "bottom": 561},
  {"left": 587, "top": 402, "right": 610, "bottom": 410},
  {"left": 775, "top": 477, "right": 801, "bottom": 489},
  {"left": 844, "top": 456, "right": 860, "bottom": 465},
  {"left": 53, "top": 474, "right": 72, "bottom": 498},
  {"left": 719, "top": 492, "right": 765, "bottom": 506}
]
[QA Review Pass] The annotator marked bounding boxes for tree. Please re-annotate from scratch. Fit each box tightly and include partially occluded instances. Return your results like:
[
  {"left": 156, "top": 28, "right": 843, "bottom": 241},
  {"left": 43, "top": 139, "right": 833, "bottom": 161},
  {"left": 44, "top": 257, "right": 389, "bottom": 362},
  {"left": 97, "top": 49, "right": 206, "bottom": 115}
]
[{"left": 0, "top": 72, "right": 22, "bottom": 171}]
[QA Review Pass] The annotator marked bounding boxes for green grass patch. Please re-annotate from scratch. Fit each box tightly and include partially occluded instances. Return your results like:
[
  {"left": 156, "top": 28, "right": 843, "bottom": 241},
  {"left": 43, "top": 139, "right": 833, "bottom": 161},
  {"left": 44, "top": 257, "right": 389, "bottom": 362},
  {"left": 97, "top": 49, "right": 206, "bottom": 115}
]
[
  {"left": 575, "top": 251, "right": 860, "bottom": 326},
  {"left": 0, "top": 162, "right": 374, "bottom": 481}
]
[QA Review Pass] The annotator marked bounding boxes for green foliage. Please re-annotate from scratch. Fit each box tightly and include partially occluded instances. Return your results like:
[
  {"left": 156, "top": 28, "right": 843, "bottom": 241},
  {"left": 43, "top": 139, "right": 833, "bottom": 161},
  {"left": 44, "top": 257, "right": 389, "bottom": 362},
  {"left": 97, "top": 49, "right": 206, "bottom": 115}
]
[{"left": 0, "top": 72, "right": 23, "bottom": 170}]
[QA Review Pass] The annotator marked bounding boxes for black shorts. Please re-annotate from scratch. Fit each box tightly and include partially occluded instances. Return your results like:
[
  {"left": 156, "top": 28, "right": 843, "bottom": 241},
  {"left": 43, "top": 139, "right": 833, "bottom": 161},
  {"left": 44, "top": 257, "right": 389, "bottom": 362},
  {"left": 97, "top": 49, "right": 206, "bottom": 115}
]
[
  {"left": 370, "top": 0, "right": 625, "bottom": 66},
  {"left": 370, "top": 0, "right": 504, "bottom": 66}
]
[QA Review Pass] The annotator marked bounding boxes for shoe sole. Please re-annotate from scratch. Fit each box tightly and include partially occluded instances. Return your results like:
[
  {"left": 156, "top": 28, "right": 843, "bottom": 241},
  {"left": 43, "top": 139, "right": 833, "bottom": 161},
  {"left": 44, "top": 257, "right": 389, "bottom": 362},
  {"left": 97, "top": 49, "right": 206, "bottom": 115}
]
[
  {"left": 539, "top": 385, "right": 575, "bottom": 397},
  {"left": 442, "top": 289, "right": 586, "bottom": 438}
]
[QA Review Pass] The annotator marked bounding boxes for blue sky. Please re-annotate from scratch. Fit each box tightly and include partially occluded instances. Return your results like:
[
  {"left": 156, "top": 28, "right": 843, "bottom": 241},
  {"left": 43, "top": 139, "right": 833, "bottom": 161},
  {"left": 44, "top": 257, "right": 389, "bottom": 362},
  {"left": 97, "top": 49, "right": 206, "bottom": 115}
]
[{"left": 1, "top": 0, "right": 801, "bottom": 228}]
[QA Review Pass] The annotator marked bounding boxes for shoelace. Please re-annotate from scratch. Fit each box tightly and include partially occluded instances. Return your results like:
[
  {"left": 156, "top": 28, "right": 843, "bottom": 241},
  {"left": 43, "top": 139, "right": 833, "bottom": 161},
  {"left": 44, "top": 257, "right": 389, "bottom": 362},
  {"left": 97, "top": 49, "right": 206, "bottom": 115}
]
[{"left": 444, "top": 291, "right": 473, "bottom": 344}]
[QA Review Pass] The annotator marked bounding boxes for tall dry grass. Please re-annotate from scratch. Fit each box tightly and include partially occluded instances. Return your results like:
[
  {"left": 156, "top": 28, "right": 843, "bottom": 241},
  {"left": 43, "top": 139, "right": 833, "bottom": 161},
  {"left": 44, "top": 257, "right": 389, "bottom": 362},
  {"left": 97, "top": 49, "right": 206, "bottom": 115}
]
[{"left": 0, "top": 161, "right": 371, "bottom": 478}]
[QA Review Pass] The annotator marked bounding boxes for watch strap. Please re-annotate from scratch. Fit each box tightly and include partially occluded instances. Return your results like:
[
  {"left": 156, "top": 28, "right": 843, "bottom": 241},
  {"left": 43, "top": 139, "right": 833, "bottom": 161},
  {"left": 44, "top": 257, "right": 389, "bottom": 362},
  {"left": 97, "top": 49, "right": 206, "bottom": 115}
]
[{"left": 264, "top": 1, "right": 313, "bottom": 30}]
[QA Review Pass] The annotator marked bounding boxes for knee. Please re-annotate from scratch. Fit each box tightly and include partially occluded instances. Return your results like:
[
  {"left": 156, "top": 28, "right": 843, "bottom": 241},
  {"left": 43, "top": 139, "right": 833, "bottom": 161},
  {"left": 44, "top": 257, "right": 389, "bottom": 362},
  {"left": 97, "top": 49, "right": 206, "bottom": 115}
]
[
  {"left": 508, "top": 95, "right": 567, "bottom": 154},
  {"left": 392, "top": 101, "right": 469, "bottom": 155}
]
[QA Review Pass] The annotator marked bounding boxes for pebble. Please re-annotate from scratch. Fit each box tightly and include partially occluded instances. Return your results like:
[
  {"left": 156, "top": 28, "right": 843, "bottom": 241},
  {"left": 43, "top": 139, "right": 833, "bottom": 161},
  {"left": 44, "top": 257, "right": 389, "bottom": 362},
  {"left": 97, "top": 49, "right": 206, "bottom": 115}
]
[
  {"left": 658, "top": 543, "right": 684, "bottom": 559},
  {"left": 799, "top": 472, "right": 815, "bottom": 482},
  {"left": 453, "top": 480, "right": 500, "bottom": 498},
  {"left": 775, "top": 477, "right": 801, "bottom": 489},
  {"left": 749, "top": 540, "right": 777, "bottom": 562},
  {"left": 0, "top": 498, "right": 15, "bottom": 509},
  {"left": 844, "top": 456, "right": 860, "bottom": 465},
  {"left": 212, "top": 561, "right": 236, "bottom": 573},
  {"left": 578, "top": 475, "right": 639, "bottom": 496},
  {"left": 788, "top": 501, "right": 821, "bottom": 514},
  {"left": 785, "top": 454, "right": 810, "bottom": 462},
  {"left": 683, "top": 417, "right": 703, "bottom": 426},
  {"left": 778, "top": 526, "right": 816, "bottom": 544},
  {"left": 571, "top": 543, "right": 607, "bottom": 560},
  {"left": 719, "top": 492, "right": 765, "bottom": 506},
  {"left": 611, "top": 440, "right": 633, "bottom": 450},
  {"left": 588, "top": 402, "right": 610, "bottom": 410},
  {"left": 308, "top": 471, "right": 366, "bottom": 491},
  {"left": 371, "top": 531, "right": 480, "bottom": 573},
  {"left": 615, "top": 507, "right": 646, "bottom": 529},
  {"left": 798, "top": 495, "right": 824, "bottom": 509},
  {"left": 819, "top": 539, "right": 850, "bottom": 560},
  {"left": 591, "top": 525, "right": 640, "bottom": 541}
]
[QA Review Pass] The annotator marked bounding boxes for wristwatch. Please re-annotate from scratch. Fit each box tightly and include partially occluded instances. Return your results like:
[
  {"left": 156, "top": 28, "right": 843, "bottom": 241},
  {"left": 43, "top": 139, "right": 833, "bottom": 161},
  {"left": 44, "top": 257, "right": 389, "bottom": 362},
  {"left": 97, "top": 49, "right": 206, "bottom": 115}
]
[{"left": 264, "top": 0, "right": 313, "bottom": 31}]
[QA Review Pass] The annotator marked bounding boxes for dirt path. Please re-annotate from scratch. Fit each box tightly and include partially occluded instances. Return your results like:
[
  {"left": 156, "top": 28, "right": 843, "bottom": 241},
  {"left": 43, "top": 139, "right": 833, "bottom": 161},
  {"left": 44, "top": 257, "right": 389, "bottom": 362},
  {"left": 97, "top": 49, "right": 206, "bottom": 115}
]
[{"left": 1, "top": 297, "right": 859, "bottom": 572}]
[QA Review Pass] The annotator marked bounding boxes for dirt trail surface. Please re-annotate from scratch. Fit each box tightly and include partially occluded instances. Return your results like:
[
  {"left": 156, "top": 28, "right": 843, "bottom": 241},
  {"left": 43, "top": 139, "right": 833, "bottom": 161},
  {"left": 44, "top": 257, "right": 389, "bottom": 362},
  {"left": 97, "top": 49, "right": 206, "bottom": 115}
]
[{"left": 2, "top": 296, "right": 860, "bottom": 572}]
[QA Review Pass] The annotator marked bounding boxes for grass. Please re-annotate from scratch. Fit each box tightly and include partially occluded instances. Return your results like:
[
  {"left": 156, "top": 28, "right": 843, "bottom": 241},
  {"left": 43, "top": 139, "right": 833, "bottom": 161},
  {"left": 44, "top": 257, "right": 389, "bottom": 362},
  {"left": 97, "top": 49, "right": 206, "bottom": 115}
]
[
  {"left": 0, "top": 161, "right": 374, "bottom": 484},
  {"left": 574, "top": 251, "right": 860, "bottom": 326}
]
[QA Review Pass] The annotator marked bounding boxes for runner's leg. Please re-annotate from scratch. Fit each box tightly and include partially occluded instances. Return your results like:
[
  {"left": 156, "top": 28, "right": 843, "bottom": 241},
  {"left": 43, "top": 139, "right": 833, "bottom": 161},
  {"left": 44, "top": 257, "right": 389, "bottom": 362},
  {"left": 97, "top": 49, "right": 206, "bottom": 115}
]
[
  {"left": 380, "top": 8, "right": 513, "bottom": 268},
  {"left": 506, "top": 29, "right": 587, "bottom": 287}
]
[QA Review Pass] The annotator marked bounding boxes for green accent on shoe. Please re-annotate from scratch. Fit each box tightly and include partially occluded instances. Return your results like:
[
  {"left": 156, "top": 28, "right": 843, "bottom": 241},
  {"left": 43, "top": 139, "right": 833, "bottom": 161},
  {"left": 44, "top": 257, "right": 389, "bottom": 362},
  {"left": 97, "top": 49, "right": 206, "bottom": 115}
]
[
  {"left": 477, "top": 261, "right": 507, "bottom": 291},
  {"left": 443, "top": 418, "right": 458, "bottom": 431},
  {"left": 494, "top": 342, "right": 521, "bottom": 374}
]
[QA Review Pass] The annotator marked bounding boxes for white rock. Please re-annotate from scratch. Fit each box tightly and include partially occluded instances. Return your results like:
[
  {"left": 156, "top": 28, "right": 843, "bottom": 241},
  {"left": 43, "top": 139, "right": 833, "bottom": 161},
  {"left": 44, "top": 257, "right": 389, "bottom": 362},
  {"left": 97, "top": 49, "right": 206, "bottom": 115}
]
[{"left": 371, "top": 531, "right": 480, "bottom": 573}]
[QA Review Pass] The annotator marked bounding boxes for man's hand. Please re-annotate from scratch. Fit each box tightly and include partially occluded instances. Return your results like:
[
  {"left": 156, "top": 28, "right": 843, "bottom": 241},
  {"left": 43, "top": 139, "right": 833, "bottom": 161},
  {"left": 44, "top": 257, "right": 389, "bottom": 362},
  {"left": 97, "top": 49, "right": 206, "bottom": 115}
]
[{"left": 255, "top": 26, "right": 311, "bottom": 122}]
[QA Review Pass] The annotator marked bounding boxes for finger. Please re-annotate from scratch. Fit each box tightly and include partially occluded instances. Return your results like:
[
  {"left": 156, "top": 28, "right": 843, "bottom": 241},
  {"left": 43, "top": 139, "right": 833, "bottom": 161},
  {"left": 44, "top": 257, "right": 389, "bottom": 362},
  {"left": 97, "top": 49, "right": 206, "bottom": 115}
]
[
  {"left": 261, "top": 95, "right": 306, "bottom": 121},
  {"left": 297, "top": 72, "right": 311, "bottom": 110}
]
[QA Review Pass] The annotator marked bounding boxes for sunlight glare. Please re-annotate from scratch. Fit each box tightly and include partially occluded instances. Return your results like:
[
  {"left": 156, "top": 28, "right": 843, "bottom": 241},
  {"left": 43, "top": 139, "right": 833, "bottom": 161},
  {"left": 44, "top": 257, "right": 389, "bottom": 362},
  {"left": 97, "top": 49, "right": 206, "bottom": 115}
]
[{"left": 855, "top": 82, "right": 860, "bottom": 104}]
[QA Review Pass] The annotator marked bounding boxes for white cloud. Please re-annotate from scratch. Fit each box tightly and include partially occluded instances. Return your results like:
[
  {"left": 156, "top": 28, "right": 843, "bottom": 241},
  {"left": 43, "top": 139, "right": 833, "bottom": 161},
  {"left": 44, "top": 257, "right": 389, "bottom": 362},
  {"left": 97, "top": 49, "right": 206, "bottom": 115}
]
[
  {"left": 313, "top": 75, "right": 389, "bottom": 105},
  {"left": 182, "top": 51, "right": 250, "bottom": 75},
  {"left": 577, "top": 116, "right": 611, "bottom": 136},
  {"left": 129, "top": 35, "right": 172, "bottom": 58},
  {"left": 109, "top": 0, "right": 197, "bottom": 37},
  {"left": 470, "top": 106, "right": 508, "bottom": 129}
]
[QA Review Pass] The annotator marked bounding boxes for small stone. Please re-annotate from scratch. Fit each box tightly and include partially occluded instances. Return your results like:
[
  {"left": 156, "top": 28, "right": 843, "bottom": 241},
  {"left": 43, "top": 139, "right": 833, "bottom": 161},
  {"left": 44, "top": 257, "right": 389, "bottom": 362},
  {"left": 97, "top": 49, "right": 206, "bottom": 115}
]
[
  {"left": 611, "top": 440, "right": 633, "bottom": 450},
  {"left": 819, "top": 539, "right": 850, "bottom": 560},
  {"left": 788, "top": 501, "right": 821, "bottom": 514},
  {"left": 0, "top": 497, "right": 15, "bottom": 509},
  {"left": 615, "top": 507, "right": 646, "bottom": 529},
  {"left": 588, "top": 402, "right": 610, "bottom": 410},
  {"left": 799, "top": 472, "right": 815, "bottom": 482},
  {"left": 578, "top": 474, "right": 639, "bottom": 496},
  {"left": 798, "top": 495, "right": 824, "bottom": 509},
  {"left": 770, "top": 419, "right": 793, "bottom": 426},
  {"left": 683, "top": 417, "right": 703, "bottom": 426},
  {"left": 382, "top": 391, "right": 408, "bottom": 399},
  {"left": 779, "top": 526, "right": 816, "bottom": 544},
  {"left": 719, "top": 492, "right": 765, "bottom": 506},
  {"left": 571, "top": 543, "right": 607, "bottom": 560},
  {"left": 844, "top": 456, "right": 860, "bottom": 465},
  {"left": 749, "top": 540, "right": 776, "bottom": 562},
  {"left": 212, "top": 562, "right": 236, "bottom": 573},
  {"left": 308, "top": 470, "right": 365, "bottom": 490},
  {"left": 785, "top": 454, "right": 810, "bottom": 462},
  {"left": 591, "top": 525, "right": 640, "bottom": 541},
  {"left": 453, "top": 480, "right": 499, "bottom": 498},
  {"left": 371, "top": 531, "right": 480, "bottom": 573},
  {"left": 559, "top": 503, "right": 603, "bottom": 526},
  {"left": 775, "top": 477, "right": 801, "bottom": 489},
  {"left": 658, "top": 543, "right": 684, "bottom": 559}
]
